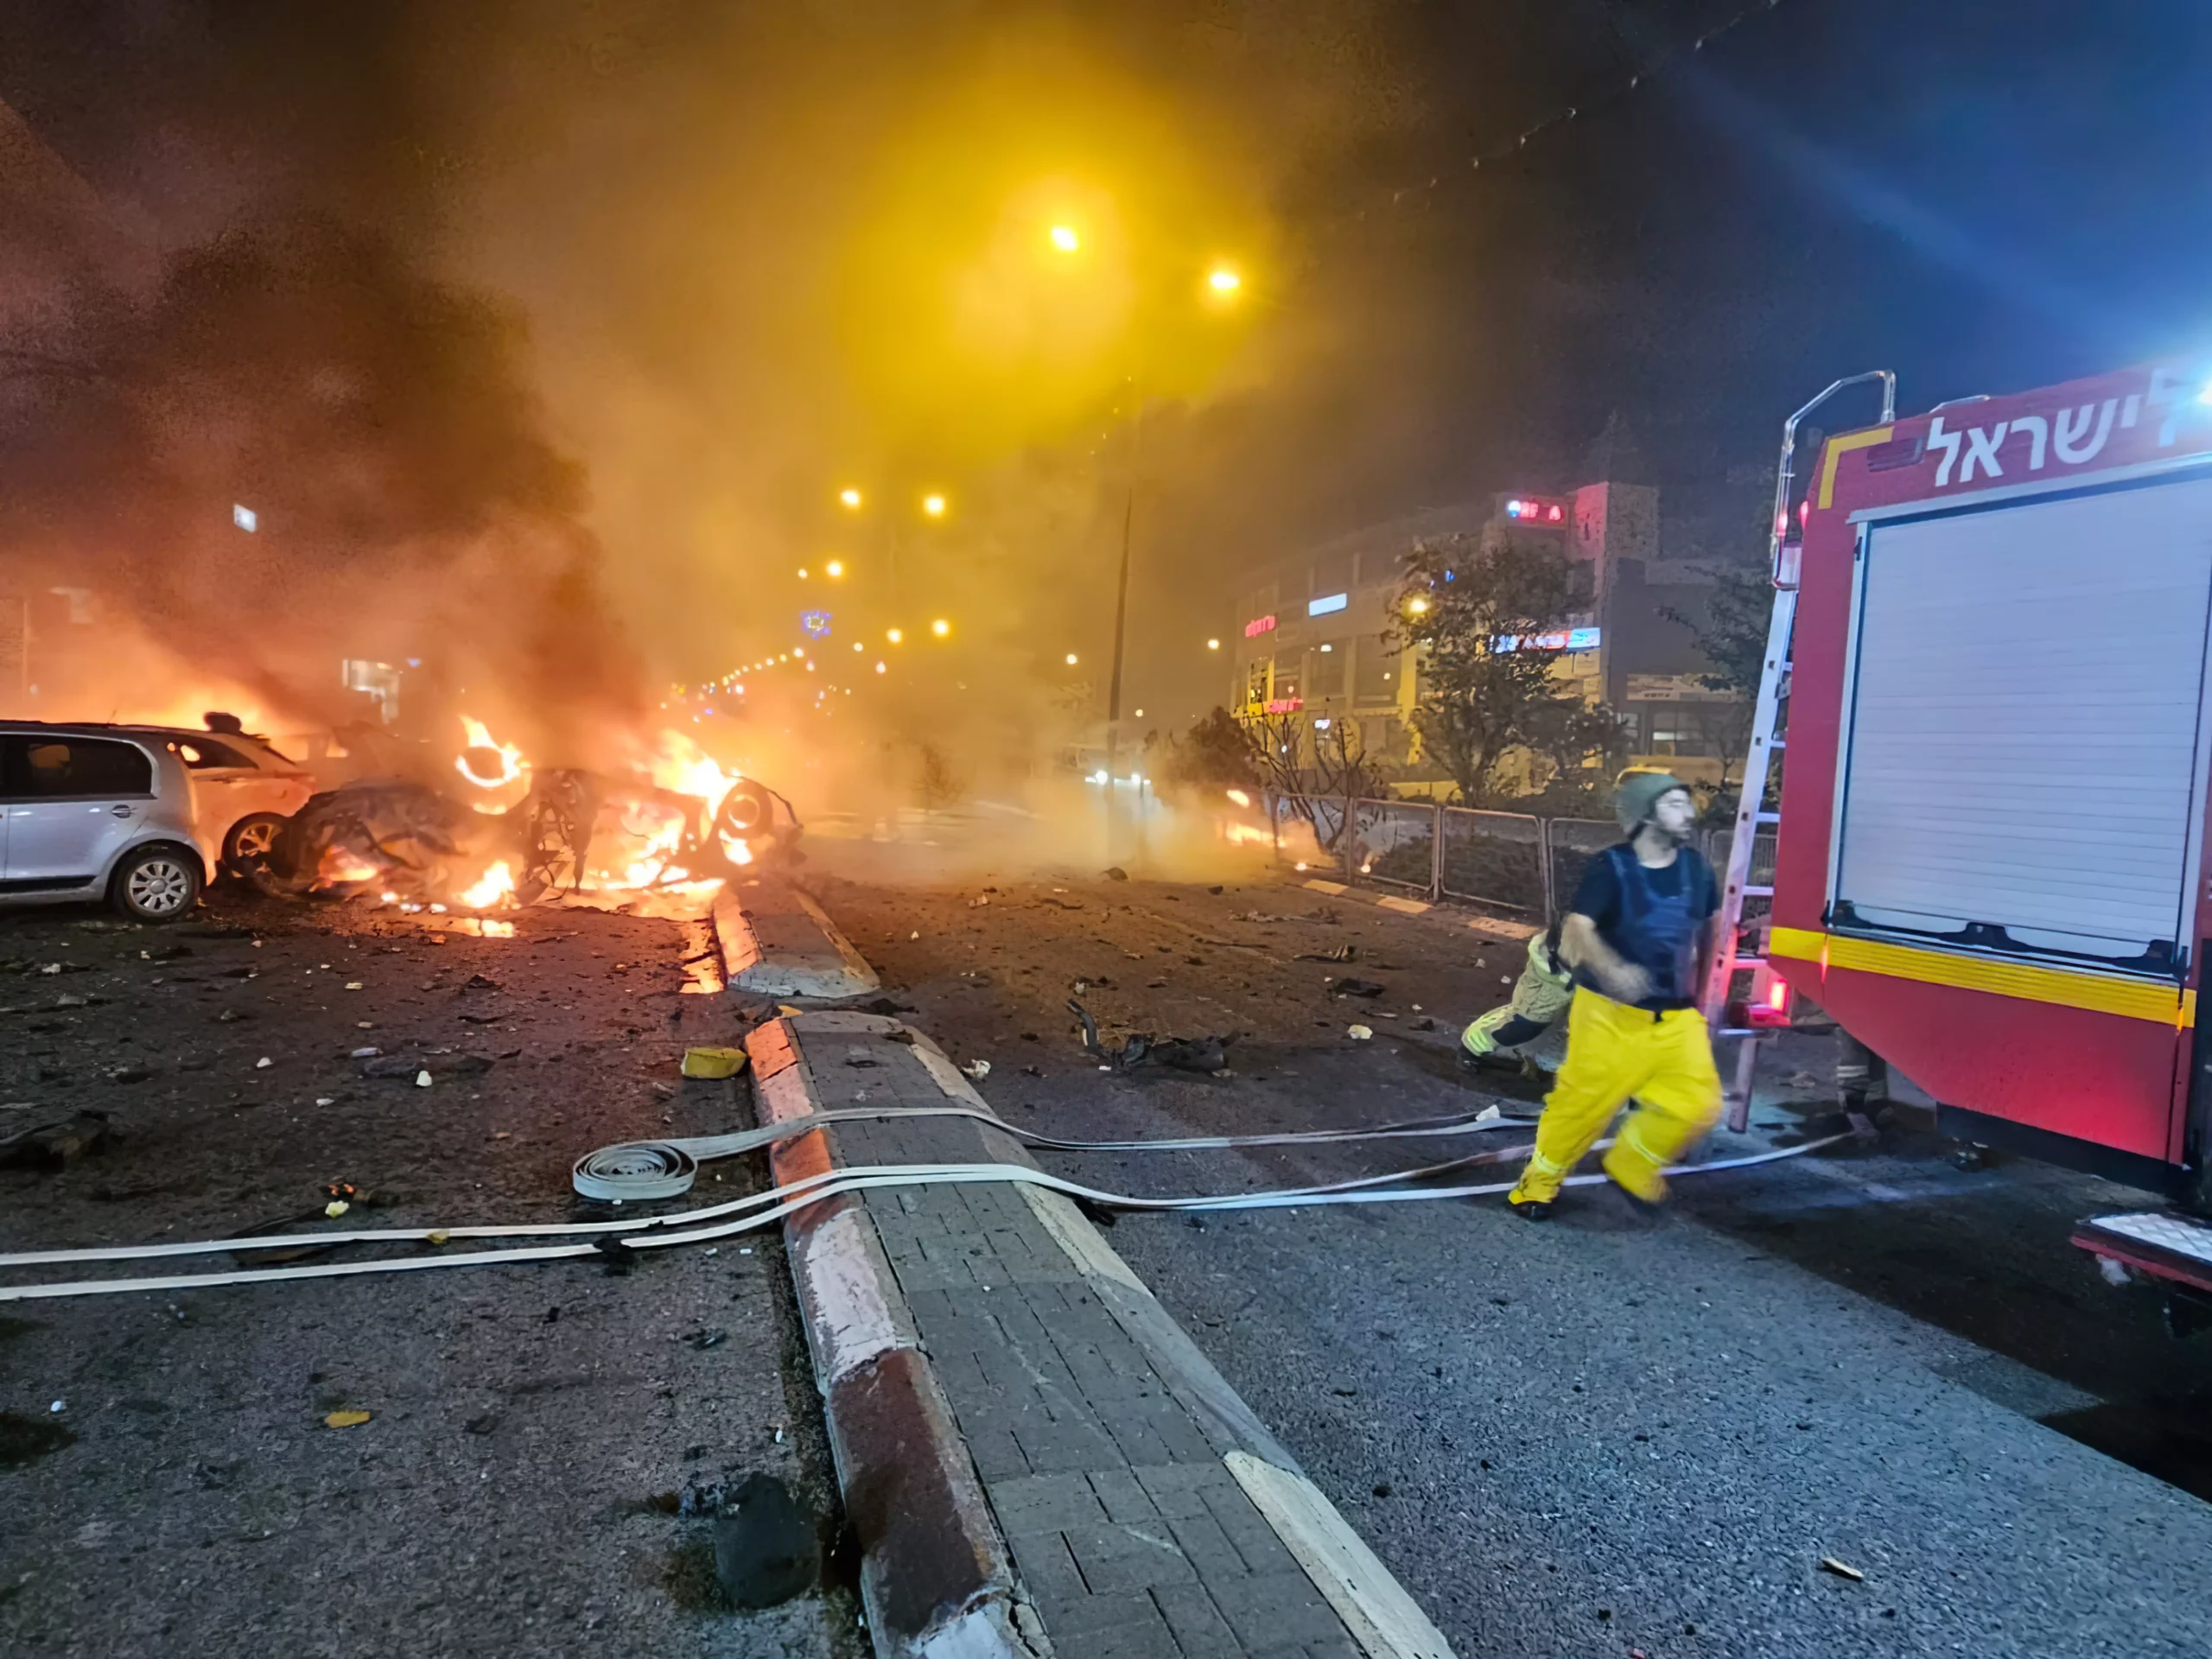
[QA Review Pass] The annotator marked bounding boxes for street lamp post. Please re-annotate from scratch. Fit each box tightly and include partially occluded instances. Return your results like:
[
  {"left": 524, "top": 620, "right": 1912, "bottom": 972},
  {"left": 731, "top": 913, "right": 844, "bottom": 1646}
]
[
  {"left": 1099, "top": 262, "right": 1241, "bottom": 789},
  {"left": 1105, "top": 382, "right": 1144, "bottom": 786}
]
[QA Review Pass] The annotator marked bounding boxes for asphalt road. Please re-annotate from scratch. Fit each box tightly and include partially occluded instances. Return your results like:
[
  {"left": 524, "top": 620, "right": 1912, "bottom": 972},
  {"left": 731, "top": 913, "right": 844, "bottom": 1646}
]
[
  {"left": 0, "top": 889, "right": 858, "bottom": 1659},
  {"left": 808, "top": 851, "right": 2212, "bottom": 1659}
]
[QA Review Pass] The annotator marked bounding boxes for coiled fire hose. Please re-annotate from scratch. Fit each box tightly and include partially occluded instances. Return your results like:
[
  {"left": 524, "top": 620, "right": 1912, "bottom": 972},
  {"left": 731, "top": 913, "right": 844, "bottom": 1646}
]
[{"left": 0, "top": 1102, "right": 1850, "bottom": 1301}]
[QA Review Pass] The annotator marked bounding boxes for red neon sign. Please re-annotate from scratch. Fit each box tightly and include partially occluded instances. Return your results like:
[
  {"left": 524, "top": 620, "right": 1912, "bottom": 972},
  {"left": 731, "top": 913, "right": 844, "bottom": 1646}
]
[
  {"left": 1503, "top": 494, "right": 1567, "bottom": 525},
  {"left": 1263, "top": 696, "right": 1303, "bottom": 714},
  {"left": 1244, "top": 614, "right": 1277, "bottom": 638}
]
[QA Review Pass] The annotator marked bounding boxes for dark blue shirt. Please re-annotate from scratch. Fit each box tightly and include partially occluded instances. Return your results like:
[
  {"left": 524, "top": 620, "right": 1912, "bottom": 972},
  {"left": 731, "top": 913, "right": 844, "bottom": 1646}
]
[{"left": 1567, "top": 843, "right": 1719, "bottom": 1010}]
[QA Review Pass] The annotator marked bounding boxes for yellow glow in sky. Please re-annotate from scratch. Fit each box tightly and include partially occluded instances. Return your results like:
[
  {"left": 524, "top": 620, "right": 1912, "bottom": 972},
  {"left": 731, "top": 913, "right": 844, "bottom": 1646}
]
[
  {"left": 922, "top": 493, "right": 947, "bottom": 517},
  {"left": 839, "top": 487, "right": 862, "bottom": 508},
  {"left": 1050, "top": 225, "right": 1079, "bottom": 251},
  {"left": 825, "top": 559, "right": 845, "bottom": 577},
  {"left": 931, "top": 618, "right": 950, "bottom": 637},
  {"left": 1208, "top": 267, "right": 1240, "bottom": 293}
]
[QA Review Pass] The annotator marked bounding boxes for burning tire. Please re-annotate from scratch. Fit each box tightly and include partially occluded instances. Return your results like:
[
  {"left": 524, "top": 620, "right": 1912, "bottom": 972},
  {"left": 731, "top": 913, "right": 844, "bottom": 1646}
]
[
  {"left": 221, "top": 811, "right": 290, "bottom": 877},
  {"left": 110, "top": 844, "right": 202, "bottom": 922}
]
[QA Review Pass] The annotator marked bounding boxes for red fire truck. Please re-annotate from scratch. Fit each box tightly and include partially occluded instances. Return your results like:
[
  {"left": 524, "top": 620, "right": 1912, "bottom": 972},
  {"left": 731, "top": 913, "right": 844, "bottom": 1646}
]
[{"left": 1741, "top": 360, "right": 2212, "bottom": 1249}]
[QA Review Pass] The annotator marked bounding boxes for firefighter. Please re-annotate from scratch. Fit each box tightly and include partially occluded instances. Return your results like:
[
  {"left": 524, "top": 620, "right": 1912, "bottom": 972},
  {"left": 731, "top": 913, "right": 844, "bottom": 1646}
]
[
  {"left": 1505, "top": 772, "right": 1722, "bottom": 1219},
  {"left": 1459, "top": 921, "right": 1573, "bottom": 1105}
]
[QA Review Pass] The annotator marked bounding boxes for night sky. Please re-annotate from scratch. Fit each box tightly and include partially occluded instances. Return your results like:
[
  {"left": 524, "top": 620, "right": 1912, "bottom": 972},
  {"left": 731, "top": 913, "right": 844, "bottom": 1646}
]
[{"left": 3, "top": 0, "right": 2207, "bottom": 733}]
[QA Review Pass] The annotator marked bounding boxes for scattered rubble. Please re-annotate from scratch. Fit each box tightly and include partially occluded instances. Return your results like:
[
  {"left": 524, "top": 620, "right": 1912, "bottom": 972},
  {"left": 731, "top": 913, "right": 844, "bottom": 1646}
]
[{"left": 1067, "top": 999, "right": 1238, "bottom": 1073}]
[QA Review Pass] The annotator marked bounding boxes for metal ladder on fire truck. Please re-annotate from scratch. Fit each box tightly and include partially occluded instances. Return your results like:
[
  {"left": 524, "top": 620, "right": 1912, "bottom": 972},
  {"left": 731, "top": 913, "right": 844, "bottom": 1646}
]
[{"left": 1700, "top": 371, "right": 1897, "bottom": 1132}]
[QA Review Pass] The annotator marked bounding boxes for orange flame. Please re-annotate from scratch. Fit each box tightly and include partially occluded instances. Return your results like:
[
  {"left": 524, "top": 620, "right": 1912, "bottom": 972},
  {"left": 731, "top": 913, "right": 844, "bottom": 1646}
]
[
  {"left": 638, "top": 730, "right": 739, "bottom": 815},
  {"left": 455, "top": 715, "right": 525, "bottom": 789},
  {"left": 457, "top": 860, "right": 517, "bottom": 910},
  {"left": 319, "top": 849, "right": 381, "bottom": 885}
]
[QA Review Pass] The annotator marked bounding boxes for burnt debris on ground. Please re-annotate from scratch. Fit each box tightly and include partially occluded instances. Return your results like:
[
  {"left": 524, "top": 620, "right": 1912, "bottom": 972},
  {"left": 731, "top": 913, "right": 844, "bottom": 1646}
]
[{"left": 0, "top": 887, "right": 860, "bottom": 1659}]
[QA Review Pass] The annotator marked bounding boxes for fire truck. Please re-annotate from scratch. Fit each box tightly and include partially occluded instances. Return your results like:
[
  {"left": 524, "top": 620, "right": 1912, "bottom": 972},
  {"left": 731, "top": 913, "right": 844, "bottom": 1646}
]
[{"left": 1712, "top": 360, "right": 2212, "bottom": 1300}]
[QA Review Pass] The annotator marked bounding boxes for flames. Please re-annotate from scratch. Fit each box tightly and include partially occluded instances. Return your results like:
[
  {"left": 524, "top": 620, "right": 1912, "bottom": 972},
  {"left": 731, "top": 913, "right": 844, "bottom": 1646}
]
[
  {"left": 457, "top": 860, "right": 517, "bottom": 910},
  {"left": 320, "top": 849, "right": 383, "bottom": 886},
  {"left": 639, "top": 729, "right": 740, "bottom": 815},
  {"left": 302, "top": 716, "right": 767, "bottom": 916}
]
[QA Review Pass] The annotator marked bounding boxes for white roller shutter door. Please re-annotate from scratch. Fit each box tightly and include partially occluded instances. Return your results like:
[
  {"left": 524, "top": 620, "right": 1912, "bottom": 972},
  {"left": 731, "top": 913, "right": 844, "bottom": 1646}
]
[{"left": 1834, "top": 474, "right": 2212, "bottom": 967}]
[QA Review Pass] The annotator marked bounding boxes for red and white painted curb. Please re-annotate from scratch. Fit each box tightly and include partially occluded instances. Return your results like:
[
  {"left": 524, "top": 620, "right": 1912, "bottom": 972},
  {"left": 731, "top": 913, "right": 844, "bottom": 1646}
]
[{"left": 747, "top": 1017, "right": 1031, "bottom": 1659}]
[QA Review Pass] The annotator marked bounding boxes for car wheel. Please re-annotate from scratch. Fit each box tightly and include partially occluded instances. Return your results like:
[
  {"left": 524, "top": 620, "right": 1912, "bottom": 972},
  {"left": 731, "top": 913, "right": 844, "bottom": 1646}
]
[
  {"left": 111, "top": 845, "right": 201, "bottom": 922},
  {"left": 223, "top": 811, "right": 290, "bottom": 875}
]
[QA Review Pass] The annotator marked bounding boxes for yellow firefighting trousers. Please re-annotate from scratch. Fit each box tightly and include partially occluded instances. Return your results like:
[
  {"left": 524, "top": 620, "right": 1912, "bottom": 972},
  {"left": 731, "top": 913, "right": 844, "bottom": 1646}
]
[{"left": 1505, "top": 989, "right": 1722, "bottom": 1205}]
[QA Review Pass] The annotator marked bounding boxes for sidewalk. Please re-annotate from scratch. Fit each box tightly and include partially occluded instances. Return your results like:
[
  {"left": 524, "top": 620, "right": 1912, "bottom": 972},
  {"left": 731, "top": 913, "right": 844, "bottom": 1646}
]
[{"left": 751, "top": 1010, "right": 1452, "bottom": 1659}]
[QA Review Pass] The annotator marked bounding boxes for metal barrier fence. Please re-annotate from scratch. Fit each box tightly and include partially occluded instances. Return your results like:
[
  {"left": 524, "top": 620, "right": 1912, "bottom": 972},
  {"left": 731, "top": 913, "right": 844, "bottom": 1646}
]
[
  {"left": 1542, "top": 817, "right": 1619, "bottom": 919},
  {"left": 1439, "top": 808, "right": 1547, "bottom": 914},
  {"left": 1346, "top": 798, "right": 1440, "bottom": 894},
  {"left": 1262, "top": 794, "right": 1764, "bottom": 923}
]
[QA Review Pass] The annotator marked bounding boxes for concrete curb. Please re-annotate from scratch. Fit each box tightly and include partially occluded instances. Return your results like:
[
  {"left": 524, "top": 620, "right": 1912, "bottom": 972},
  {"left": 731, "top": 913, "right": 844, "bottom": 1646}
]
[
  {"left": 749, "top": 1007, "right": 1457, "bottom": 1659},
  {"left": 747, "top": 1018, "right": 1029, "bottom": 1659},
  {"left": 715, "top": 876, "right": 881, "bottom": 1001}
]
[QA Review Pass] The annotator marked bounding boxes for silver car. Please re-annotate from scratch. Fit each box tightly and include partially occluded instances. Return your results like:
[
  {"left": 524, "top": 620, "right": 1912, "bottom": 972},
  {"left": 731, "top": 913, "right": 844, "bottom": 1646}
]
[{"left": 0, "top": 724, "right": 212, "bottom": 921}]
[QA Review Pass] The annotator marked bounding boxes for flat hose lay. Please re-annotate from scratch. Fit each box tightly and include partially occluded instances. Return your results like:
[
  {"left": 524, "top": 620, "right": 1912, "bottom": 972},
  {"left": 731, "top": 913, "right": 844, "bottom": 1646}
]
[
  {"left": 0, "top": 1116, "right": 1852, "bottom": 1302},
  {"left": 571, "top": 1100, "right": 1535, "bottom": 1202}
]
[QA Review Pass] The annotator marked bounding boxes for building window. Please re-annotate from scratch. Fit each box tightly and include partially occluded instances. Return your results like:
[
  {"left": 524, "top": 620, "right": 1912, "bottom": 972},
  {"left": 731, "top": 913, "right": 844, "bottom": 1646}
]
[
  {"left": 1353, "top": 635, "right": 1397, "bottom": 703},
  {"left": 1309, "top": 644, "right": 1345, "bottom": 699}
]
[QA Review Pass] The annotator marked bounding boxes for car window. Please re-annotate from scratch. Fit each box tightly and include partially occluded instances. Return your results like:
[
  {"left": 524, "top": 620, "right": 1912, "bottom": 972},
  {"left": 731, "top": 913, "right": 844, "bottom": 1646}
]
[
  {"left": 169, "top": 736, "right": 254, "bottom": 769},
  {"left": 6, "top": 736, "right": 155, "bottom": 798}
]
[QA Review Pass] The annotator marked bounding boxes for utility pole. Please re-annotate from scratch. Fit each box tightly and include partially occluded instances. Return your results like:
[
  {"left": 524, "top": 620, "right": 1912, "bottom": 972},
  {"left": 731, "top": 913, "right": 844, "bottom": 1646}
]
[{"left": 1104, "top": 377, "right": 1145, "bottom": 781}]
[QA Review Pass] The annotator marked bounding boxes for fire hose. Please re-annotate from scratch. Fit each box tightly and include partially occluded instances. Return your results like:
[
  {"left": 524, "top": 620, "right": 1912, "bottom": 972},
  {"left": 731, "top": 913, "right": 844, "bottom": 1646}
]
[
  {"left": 570, "top": 1100, "right": 1540, "bottom": 1202},
  {"left": 0, "top": 1109, "right": 1851, "bottom": 1302}
]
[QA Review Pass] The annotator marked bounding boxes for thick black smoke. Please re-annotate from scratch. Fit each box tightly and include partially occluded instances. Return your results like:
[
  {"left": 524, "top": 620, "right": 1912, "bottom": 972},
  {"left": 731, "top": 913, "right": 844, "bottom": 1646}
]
[{"left": 0, "top": 213, "right": 642, "bottom": 748}]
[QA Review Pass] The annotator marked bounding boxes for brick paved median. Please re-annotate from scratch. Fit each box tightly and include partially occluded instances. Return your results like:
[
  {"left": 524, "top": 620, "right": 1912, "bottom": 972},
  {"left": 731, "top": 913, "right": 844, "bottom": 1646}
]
[{"left": 756, "top": 1011, "right": 1453, "bottom": 1659}]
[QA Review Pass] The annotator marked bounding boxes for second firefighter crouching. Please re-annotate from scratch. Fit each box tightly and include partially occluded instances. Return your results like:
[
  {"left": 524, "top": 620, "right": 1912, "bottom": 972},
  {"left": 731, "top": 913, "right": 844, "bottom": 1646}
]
[{"left": 1459, "top": 925, "right": 1573, "bottom": 1111}]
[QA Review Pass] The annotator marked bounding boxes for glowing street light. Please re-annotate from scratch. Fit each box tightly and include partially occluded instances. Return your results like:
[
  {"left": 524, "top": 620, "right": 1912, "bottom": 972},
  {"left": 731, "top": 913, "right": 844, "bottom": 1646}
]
[
  {"left": 1406, "top": 595, "right": 1431, "bottom": 615},
  {"left": 1206, "top": 638, "right": 1221, "bottom": 650},
  {"left": 1208, "top": 267, "right": 1242, "bottom": 294},
  {"left": 931, "top": 619, "right": 950, "bottom": 638},
  {"left": 839, "top": 487, "right": 862, "bottom": 509},
  {"left": 1049, "top": 225, "right": 1080, "bottom": 252},
  {"left": 825, "top": 559, "right": 845, "bottom": 578},
  {"left": 874, "top": 660, "right": 887, "bottom": 675},
  {"left": 922, "top": 493, "right": 947, "bottom": 518},
  {"left": 887, "top": 627, "right": 904, "bottom": 645},
  {"left": 797, "top": 567, "right": 810, "bottom": 579},
  {"left": 1065, "top": 652, "right": 1079, "bottom": 666}
]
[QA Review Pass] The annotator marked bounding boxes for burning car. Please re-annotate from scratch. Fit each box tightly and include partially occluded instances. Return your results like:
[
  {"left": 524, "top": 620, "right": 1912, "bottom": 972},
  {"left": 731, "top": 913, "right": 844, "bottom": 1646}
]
[{"left": 250, "top": 717, "right": 797, "bottom": 913}]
